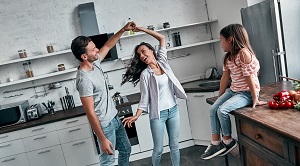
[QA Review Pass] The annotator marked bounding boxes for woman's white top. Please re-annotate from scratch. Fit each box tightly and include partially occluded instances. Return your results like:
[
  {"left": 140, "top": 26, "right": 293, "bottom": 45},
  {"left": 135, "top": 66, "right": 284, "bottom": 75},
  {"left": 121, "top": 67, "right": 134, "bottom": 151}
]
[{"left": 155, "top": 73, "right": 176, "bottom": 111}]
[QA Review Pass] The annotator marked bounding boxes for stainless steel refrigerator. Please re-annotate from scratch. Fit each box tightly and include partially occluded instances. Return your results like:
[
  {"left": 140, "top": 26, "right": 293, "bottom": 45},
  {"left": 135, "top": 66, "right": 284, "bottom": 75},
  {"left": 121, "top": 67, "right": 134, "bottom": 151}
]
[{"left": 241, "top": 0, "right": 300, "bottom": 85}]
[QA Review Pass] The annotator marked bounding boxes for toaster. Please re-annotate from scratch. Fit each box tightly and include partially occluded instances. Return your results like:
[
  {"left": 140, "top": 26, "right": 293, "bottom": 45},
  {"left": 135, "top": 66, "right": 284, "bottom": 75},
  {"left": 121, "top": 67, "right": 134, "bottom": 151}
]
[{"left": 26, "top": 104, "right": 42, "bottom": 120}]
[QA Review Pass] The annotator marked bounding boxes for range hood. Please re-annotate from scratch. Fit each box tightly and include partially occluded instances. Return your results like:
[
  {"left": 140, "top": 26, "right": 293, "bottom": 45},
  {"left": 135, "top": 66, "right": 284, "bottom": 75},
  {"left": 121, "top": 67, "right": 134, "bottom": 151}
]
[{"left": 78, "top": 2, "right": 100, "bottom": 36}]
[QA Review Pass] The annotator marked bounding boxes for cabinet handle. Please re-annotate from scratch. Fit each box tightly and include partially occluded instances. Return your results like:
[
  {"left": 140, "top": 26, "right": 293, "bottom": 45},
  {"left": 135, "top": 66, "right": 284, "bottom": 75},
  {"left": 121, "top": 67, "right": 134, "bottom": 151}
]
[
  {"left": 38, "top": 149, "right": 51, "bottom": 154},
  {"left": 34, "top": 136, "right": 47, "bottom": 140},
  {"left": 0, "top": 135, "right": 8, "bottom": 139},
  {"left": 32, "top": 127, "right": 44, "bottom": 132},
  {"left": 72, "top": 141, "right": 86, "bottom": 146},
  {"left": 66, "top": 119, "right": 79, "bottom": 124},
  {"left": 2, "top": 157, "right": 15, "bottom": 163},
  {"left": 0, "top": 143, "right": 11, "bottom": 148},
  {"left": 194, "top": 95, "right": 205, "bottom": 97},
  {"left": 255, "top": 133, "right": 262, "bottom": 140},
  {"left": 68, "top": 128, "right": 81, "bottom": 133}
]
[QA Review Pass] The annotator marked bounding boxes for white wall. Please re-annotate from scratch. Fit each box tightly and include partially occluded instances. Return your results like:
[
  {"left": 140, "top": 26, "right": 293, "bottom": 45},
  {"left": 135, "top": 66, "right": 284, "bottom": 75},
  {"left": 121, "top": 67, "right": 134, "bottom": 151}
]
[
  {"left": 0, "top": 0, "right": 217, "bottom": 112},
  {"left": 206, "top": 0, "right": 248, "bottom": 72}
]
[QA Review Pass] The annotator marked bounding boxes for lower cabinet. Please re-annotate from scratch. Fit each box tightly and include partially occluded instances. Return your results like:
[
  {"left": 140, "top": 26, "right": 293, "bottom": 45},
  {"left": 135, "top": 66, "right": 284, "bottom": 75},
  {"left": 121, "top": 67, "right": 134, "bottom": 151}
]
[
  {"left": 132, "top": 104, "right": 154, "bottom": 152},
  {"left": 61, "top": 137, "right": 99, "bottom": 166},
  {"left": 187, "top": 92, "right": 215, "bottom": 143},
  {"left": 27, "top": 145, "right": 66, "bottom": 166},
  {"left": 0, "top": 153, "right": 30, "bottom": 166}
]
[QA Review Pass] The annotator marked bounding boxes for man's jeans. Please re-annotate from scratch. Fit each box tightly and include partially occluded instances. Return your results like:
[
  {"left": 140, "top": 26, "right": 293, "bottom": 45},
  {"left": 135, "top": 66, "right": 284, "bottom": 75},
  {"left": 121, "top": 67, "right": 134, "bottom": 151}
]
[
  {"left": 150, "top": 105, "right": 180, "bottom": 166},
  {"left": 210, "top": 89, "right": 254, "bottom": 136},
  {"left": 98, "top": 116, "right": 131, "bottom": 166}
]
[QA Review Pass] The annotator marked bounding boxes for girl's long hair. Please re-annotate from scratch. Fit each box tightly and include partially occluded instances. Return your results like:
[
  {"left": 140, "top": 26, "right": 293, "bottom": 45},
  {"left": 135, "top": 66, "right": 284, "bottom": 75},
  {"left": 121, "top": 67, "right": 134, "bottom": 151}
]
[
  {"left": 121, "top": 42, "right": 157, "bottom": 87},
  {"left": 220, "top": 24, "right": 254, "bottom": 66}
]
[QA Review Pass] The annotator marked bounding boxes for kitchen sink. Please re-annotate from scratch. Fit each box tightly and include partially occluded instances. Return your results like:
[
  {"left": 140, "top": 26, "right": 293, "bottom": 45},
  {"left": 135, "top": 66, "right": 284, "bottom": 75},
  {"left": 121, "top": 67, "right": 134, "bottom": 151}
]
[{"left": 199, "top": 80, "right": 221, "bottom": 88}]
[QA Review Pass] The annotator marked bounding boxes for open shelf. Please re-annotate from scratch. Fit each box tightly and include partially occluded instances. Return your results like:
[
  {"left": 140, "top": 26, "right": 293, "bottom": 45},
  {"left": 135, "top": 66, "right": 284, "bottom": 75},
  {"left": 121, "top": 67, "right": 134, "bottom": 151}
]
[
  {"left": 120, "top": 19, "right": 218, "bottom": 39},
  {"left": 0, "top": 68, "right": 77, "bottom": 88},
  {"left": 0, "top": 49, "right": 72, "bottom": 66},
  {"left": 167, "top": 39, "right": 220, "bottom": 51}
]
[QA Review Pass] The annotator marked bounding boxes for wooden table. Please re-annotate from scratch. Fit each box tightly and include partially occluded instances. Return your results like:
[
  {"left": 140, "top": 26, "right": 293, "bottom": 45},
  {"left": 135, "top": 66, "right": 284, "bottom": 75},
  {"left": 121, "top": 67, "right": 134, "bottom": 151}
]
[{"left": 206, "top": 81, "right": 300, "bottom": 166}]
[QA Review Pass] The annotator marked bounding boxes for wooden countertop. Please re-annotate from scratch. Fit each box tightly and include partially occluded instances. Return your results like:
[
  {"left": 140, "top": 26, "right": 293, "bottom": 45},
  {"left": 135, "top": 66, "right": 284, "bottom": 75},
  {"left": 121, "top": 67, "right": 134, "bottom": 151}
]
[{"left": 206, "top": 81, "right": 300, "bottom": 142}]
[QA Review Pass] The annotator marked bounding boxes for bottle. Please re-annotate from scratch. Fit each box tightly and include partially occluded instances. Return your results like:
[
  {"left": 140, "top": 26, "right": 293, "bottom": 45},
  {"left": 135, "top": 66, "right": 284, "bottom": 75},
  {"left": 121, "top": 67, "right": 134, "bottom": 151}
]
[
  {"left": 23, "top": 61, "right": 34, "bottom": 78},
  {"left": 128, "top": 18, "right": 135, "bottom": 35},
  {"left": 173, "top": 32, "right": 182, "bottom": 47}
]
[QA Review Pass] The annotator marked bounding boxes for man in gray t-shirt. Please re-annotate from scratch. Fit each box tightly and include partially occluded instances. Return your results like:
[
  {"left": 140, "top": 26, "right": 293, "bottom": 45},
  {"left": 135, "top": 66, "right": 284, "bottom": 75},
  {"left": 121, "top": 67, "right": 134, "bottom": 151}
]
[{"left": 71, "top": 22, "right": 135, "bottom": 166}]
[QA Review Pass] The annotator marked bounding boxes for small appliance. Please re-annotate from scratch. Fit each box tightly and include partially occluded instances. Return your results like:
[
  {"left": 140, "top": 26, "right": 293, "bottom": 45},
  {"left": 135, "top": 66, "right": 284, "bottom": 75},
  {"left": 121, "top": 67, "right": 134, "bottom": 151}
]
[
  {"left": 26, "top": 104, "right": 42, "bottom": 120},
  {"left": 0, "top": 100, "right": 29, "bottom": 128}
]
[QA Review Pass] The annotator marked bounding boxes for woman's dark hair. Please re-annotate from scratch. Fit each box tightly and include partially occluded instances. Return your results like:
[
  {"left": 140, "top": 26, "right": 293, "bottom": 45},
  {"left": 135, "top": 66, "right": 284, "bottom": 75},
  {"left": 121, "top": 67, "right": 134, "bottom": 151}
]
[
  {"left": 220, "top": 24, "right": 254, "bottom": 66},
  {"left": 121, "top": 42, "right": 157, "bottom": 87},
  {"left": 71, "top": 36, "right": 91, "bottom": 62}
]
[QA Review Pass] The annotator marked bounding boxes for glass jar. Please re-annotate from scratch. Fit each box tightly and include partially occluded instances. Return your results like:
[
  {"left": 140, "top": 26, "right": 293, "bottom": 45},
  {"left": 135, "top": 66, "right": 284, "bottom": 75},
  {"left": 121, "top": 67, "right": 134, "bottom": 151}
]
[
  {"left": 18, "top": 49, "right": 27, "bottom": 58},
  {"left": 46, "top": 43, "right": 54, "bottom": 53},
  {"left": 58, "top": 64, "right": 65, "bottom": 71},
  {"left": 23, "top": 61, "right": 34, "bottom": 78}
]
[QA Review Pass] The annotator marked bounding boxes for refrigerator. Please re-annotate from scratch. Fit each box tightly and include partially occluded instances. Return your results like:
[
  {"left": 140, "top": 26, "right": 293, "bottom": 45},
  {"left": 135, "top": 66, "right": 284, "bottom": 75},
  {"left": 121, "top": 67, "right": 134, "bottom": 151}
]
[{"left": 241, "top": 0, "right": 300, "bottom": 85}]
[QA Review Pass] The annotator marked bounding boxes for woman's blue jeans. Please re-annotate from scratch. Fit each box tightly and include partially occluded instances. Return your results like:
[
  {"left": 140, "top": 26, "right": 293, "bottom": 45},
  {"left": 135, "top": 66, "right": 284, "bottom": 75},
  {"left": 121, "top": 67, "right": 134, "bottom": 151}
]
[
  {"left": 98, "top": 116, "right": 131, "bottom": 166},
  {"left": 150, "top": 105, "right": 180, "bottom": 166},
  {"left": 210, "top": 89, "right": 253, "bottom": 136}
]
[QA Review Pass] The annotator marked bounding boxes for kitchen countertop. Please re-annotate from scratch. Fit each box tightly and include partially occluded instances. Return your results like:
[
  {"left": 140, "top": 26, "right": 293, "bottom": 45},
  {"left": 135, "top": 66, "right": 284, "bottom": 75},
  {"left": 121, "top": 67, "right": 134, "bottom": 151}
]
[
  {"left": 0, "top": 79, "right": 220, "bottom": 135},
  {"left": 206, "top": 81, "right": 300, "bottom": 142}
]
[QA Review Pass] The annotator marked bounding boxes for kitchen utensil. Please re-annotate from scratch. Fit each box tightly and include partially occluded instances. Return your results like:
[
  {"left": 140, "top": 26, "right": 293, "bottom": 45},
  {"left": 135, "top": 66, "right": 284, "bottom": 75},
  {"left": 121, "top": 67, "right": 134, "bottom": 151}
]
[
  {"left": 205, "top": 67, "right": 218, "bottom": 79},
  {"left": 112, "top": 92, "right": 124, "bottom": 106}
]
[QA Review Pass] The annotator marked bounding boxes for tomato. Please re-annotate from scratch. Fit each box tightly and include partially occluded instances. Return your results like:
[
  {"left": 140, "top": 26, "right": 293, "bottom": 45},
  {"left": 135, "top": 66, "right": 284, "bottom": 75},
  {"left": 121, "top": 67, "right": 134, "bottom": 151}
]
[
  {"left": 284, "top": 101, "right": 293, "bottom": 109},
  {"left": 278, "top": 102, "right": 286, "bottom": 109},
  {"left": 278, "top": 91, "right": 289, "bottom": 97},
  {"left": 272, "top": 102, "right": 279, "bottom": 109},
  {"left": 268, "top": 101, "right": 274, "bottom": 108}
]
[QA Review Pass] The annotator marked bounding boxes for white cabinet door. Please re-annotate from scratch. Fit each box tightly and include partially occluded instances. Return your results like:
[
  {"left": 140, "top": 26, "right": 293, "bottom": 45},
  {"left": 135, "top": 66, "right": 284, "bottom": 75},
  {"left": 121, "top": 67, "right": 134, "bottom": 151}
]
[
  {"left": 132, "top": 104, "right": 154, "bottom": 152},
  {"left": 23, "top": 131, "right": 60, "bottom": 152},
  {"left": 0, "top": 139, "right": 25, "bottom": 158},
  {"left": 57, "top": 123, "right": 93, "bottom": 144},
  {"left": 0, "top": 131, "right": 21, "bottom": 144},
  {"left": 0, "top": 153, "right": 30, "bottom": 166},
  {"left": 187, "top": 92, "right": 214, "bottom": 142},
  {"left": 61, "top": 137, "right": 99, "bottom": 166},
  {"left": 177, "top": 99, "right": 192, "bottom": 142},
  {"left": 55, "top": 116, "right": 88, "bottom": 130},
  {"left": 27, "top": 145, "right": 66, "bottom": 166}
]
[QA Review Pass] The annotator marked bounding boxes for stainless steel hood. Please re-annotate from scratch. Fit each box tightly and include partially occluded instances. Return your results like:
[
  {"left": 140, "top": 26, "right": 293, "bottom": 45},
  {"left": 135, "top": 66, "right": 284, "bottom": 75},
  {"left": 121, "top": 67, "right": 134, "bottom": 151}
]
[{"left": 78, "top": 2, "right": 100, "bottom": 36}]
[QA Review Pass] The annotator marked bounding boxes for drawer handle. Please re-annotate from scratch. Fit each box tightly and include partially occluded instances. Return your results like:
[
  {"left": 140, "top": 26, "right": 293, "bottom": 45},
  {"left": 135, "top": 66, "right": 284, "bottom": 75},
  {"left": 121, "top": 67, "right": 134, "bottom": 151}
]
[
  {"left": 34, "top": 136, "right": 47, "bottom": 140},
  {"left": 38, "top": 149, "right": 51, "bottom": 154},
  {"left": 0, "top": 143, "right": 11, "bottom": 148},
  {"left": 0, "top": 135, "right": 8, "bottom": 139},
  {"left": 68, "top": 128, "right": 81, "bottom": 132},
  {"left": 255, "top": 133, "right": 262, "bottom": 140},
  {"left": 2, "top": 157, "right": 16, "bottom": 163},
  {"left": 32, "top": 127, "right": 44, "bottom": 132},
  {"left": 194, "top": 95, "right": 205, "bottom": 97},
  {"left": 66, "top": 119, "right": 79, "bottom": 124},
  {"left": 72, "top": 141, "right": 86, "bottom": 146}
]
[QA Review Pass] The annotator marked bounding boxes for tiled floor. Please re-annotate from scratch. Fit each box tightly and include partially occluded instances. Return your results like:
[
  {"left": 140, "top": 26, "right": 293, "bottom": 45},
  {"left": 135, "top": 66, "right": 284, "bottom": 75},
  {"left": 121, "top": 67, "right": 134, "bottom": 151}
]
[{"left": 129, "top": 145, "right": 241, "bottom": 166}]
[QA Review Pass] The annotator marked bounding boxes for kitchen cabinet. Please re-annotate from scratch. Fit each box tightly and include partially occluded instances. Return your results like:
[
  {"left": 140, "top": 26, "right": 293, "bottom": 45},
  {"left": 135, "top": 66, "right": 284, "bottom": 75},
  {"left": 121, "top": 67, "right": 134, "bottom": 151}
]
[
  {"left": 132, "top": 104, "right": 153, "bottom": 152},
  {"left": 0, "top": 153, "right": 30, "bottom": 166},
  {"left": 177, "top": 98, "right": 192, "bottom": 142},
  {"left": 187, "top": 92, "right": 214, "bottom": 144},
  {"left": 0, "top": 131, "right": 29, "bottom": 166},
  {"left": 27, "top": 145, "right": 66, "bottom": 166},
  {"left": 56, "top": 116, "right": 99, "bottom": 166}
]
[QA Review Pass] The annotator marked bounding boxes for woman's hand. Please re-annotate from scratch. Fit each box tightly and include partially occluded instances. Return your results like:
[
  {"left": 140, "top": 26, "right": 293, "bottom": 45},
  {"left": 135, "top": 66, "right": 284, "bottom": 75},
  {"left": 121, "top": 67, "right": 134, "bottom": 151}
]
[
  {"left": 122, "top": 115, "right": 139, "bottom": 128},
  {"left": 252, "top": 97, "right": 267, "bottom": 108},
  {"left": 123, "top": 22, "right": 136, "bottom": 31}
]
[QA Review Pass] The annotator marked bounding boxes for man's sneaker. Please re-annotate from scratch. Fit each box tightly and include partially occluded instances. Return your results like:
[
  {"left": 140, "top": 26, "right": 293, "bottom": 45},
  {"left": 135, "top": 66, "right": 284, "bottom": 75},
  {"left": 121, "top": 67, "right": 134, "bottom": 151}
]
[
  {"left": 219, "top": 139, "right": 238, "bottom": 156},
  {"left": 201, "top": 143, "right": 226, "bottom": 160}
]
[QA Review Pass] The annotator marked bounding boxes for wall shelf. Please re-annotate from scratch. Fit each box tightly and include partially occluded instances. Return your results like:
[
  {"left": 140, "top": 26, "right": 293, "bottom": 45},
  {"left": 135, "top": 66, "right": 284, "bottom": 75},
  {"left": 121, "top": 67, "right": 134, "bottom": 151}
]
[
  {"left": 0, "top": 49, "right": 72, "bottom": 66},
  {"left": 120, "top": 19, "right": 218, "bottom": 39},
  {"left": 167, "top": 39, "right": 220, "bottom": 51},
  {"left": 0, "top": 68, "right": 77, "bottom": 88}
]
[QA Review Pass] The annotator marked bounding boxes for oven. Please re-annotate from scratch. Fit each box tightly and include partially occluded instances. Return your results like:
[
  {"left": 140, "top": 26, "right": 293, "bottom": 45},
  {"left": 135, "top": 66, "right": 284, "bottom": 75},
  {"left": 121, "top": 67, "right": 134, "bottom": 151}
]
[{"left": 93, "top": 105, "right": 139, "bottom": 154}]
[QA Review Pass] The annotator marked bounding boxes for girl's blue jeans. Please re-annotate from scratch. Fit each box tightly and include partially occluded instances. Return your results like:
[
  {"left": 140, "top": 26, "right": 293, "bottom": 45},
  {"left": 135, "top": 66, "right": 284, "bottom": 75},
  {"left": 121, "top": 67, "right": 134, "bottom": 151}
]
[
  {"left": 150, "top": 104, "right": 180, "bottom": 166},
  {"left": 210, "top": 89, "right": 254, "bottom": 136}
]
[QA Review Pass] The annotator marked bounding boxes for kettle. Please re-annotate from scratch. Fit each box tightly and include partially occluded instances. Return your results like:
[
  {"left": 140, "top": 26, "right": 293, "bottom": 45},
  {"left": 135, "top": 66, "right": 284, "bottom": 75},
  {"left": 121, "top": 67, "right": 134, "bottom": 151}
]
[{"left": 112, "top": 92, "right": 124, "bottom": 106}]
